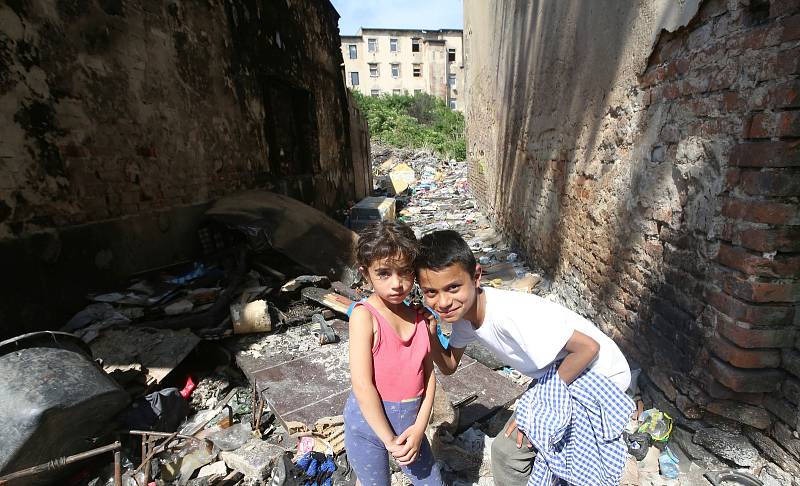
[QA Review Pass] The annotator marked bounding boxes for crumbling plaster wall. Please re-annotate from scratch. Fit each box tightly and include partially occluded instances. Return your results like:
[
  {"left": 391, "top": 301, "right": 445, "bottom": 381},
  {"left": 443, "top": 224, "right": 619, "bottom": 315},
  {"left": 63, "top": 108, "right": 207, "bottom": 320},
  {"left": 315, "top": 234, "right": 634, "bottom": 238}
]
[
  {"left": 0, "top": 0, "right": 367, "bottom": 338},
  {"left": 465, "top": 0, "right": 799, "bottom": 470}
]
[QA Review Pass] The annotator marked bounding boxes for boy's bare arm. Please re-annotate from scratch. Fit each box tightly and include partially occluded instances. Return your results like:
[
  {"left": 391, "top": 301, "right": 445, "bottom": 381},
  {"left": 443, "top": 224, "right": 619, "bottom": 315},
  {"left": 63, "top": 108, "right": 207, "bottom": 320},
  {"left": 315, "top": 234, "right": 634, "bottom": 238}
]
[
  {"left": 506, "top": 330, "right": 600, "bottom": 448},
  {"left": 556, "top": 330, "right": 600, "bottom": 384}
]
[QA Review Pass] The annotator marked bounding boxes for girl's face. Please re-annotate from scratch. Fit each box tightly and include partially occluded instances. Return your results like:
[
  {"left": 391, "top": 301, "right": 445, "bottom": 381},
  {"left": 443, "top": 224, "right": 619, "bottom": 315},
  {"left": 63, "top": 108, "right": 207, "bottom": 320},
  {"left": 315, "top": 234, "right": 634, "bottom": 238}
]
[{"left": 363, "top": 255, "right": 415, "bottom": 305}]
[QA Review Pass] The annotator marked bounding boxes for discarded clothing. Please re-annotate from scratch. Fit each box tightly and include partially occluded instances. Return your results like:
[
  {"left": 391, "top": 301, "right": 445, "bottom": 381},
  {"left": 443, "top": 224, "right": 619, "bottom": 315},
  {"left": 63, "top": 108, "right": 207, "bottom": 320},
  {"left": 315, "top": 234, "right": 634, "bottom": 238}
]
[
  {"left": 123, "top": 388, "right": 190, "bottom": 432},
  {"left": 515, "top": 364, "right": 635, "bottom": 486}
]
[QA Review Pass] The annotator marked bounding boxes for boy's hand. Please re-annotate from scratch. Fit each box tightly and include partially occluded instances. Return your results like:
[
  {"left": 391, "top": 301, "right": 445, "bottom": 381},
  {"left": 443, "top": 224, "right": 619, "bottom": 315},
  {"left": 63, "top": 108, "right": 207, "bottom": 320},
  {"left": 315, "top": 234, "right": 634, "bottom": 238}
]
[
  {"left": 412, "top": 303, "right": 439, "bottom": 336},
  {"left": 504, "top": 417, "right": 533, "bottom": 449},
  {"left": 392, "top": 425, "right": 426, "bottom": 465}
]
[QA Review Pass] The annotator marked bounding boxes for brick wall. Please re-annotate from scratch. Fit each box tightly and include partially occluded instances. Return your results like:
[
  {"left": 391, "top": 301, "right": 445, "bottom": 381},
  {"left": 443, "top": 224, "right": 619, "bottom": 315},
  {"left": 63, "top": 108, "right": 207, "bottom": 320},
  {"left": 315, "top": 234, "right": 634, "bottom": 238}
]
[{"left": 465, "top": 0, "right": 799, "bottom": 468}]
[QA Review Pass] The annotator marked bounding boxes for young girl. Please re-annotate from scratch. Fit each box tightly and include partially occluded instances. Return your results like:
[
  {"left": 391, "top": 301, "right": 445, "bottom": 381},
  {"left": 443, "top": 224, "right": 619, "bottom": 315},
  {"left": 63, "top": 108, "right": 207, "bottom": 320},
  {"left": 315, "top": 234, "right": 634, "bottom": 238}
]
[{"left": 344, "top": 221, "right": 444, "bottom": 486}]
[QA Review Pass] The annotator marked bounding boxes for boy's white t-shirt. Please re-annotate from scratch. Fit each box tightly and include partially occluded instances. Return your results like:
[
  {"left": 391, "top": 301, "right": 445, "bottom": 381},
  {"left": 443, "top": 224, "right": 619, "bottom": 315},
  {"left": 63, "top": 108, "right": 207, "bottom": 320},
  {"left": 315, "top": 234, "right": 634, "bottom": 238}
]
[{"left": 448, "top": 287, "right": 631, "bottom": 391}]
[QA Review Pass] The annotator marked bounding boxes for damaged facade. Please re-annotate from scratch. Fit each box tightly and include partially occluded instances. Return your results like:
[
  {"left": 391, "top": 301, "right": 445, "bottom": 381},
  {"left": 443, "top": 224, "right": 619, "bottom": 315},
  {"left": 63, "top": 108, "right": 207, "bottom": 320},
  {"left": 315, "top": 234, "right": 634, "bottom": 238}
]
[
  {"left": 465, "top": 0, "right": 800, "bottom": 474},
  {"left": 0, "top": 0, "right": 370, "bottom": 339},
  {"left": 341, "top": 28, "right": 464, "bottom": 110}
]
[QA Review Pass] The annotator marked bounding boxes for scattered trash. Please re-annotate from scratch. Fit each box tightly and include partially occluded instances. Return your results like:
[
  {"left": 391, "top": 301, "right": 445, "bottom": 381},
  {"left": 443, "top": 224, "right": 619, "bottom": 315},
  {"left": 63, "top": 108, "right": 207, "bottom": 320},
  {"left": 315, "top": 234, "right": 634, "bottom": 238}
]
[
  {"left": 207, "top": 423, "right": 253, "bottom": 451},
  {"left": 231, "top": 299, "right": 271, "bottom": 334},
  {"left": 123, "top": 388, "right": 190, "bottom": 432},
  {"left": 705, "top": 470, "right": 764, "bottom": 486},
  {"left": 281, "top": 276, "right": 331, "bottom": 294},
  {"left": 301, "top": 287, "right": 355, "bottom": 315},
  {"left": 349, "top": 196, "right": 397, "bottom": 231},
  {"left": 206, "top": 190, "right": 359, "bottom": 283},
  {"left": 658, "top": 446, "right": 680, "bottom": 479},
  {"left": 386, "top": 163, "right": 416, "bottom": 195},
  {"left": 310, "top": 313, "right": 339, "bottom": 345},
  {"left": 624, "top": 431, "right": 652, "bottom": 461},
  {"left": 638, "top": 408, "right": 673, "bottom": 442},
  {"left": 0, "top": 332, "right": 129, "bottom": 483}
]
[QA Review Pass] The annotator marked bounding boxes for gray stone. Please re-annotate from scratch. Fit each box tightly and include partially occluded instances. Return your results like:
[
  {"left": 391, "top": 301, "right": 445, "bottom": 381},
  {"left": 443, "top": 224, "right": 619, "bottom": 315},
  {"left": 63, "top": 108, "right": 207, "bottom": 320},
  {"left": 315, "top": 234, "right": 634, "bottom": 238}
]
[
  {"left": 693, "top": 428, "right": 760, "bottom": 467},
  {"left": 642, "top": 379, "right": 707, "bottom": 432},
  {"left": 702, "top": 410, "right": 743, "bottom": 434},
  {"left": 671, "top": 426, "right": 724, "bottom": 469},
  {"left": 705, "top": 400, "right": 771, "bottom": 430},
  {"left": 219, "top": 439, "right": 284, "bottom": 480},
  {"left": 759, "top": 463, "right": 800, "bottom": 486},
  {"left": 745, "top": 427, "right": 800, "bottom": 475}
]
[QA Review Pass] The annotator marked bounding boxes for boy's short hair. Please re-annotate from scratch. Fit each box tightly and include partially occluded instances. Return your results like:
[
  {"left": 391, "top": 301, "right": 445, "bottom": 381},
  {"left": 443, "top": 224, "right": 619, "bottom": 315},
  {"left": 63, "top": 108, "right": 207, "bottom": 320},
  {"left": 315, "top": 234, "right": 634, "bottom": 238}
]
[
  {"left": 356, "top": 220, "right": 418, "bottom": 269},
  {"left": 415, "top": 230, "right": 477, "bottom": 276}
]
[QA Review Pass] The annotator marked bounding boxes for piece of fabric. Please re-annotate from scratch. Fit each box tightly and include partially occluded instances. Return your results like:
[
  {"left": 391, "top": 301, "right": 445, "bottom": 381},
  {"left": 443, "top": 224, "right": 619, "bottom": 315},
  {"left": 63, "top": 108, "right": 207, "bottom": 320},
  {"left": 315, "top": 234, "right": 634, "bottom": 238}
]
[
  {"left": 343, "top": 394, "right": 444, "bottom": 486},
  {"left": 448, "top": 287, "right": 631, "bottom": 390},
  {"left": 122, "top": 388, "right": 189, "bottom": 432},
  {"left": 514, "top": 364, "right": 635, "bottom": 486},
  {"left": 354, "top": 301, "right": 429, "bottom": 402}
]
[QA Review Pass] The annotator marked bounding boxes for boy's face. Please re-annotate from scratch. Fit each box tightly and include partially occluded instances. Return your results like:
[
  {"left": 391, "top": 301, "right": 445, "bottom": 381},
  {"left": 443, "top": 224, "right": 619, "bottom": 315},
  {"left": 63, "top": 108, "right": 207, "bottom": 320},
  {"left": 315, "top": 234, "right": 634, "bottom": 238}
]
[{"left": 417, "top": 263, "right": 481, "bottom": 323}]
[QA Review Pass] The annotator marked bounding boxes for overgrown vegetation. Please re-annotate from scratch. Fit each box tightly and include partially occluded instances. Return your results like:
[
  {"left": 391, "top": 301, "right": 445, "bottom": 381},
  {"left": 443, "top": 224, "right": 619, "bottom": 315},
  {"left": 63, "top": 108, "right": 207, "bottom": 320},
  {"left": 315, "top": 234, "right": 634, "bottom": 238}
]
[{"left": 351, "top": 91, "right": 466, "bottom": 161}]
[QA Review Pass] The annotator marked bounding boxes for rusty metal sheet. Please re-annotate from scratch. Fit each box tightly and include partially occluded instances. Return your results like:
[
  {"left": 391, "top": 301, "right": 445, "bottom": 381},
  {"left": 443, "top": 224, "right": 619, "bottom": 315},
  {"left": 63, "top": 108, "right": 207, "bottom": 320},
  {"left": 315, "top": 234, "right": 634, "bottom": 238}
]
[
  {"left": 228, "top": 320, "right": 525, "bottom": 429},
  {"left": 436, "top": 356, "right": 528, "bottom": 431}
]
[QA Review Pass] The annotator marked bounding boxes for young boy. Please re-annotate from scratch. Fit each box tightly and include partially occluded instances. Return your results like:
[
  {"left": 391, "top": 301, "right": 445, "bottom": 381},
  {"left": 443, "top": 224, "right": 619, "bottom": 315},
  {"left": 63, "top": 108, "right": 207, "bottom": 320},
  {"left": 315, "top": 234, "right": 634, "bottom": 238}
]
[{"left": 415, "top": 230, "right": 631, "bottom": 486}]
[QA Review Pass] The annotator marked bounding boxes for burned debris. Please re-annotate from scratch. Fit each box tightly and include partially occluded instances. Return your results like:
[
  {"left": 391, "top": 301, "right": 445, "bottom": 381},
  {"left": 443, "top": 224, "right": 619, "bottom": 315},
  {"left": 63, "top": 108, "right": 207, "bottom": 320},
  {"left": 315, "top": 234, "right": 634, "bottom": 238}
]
[{"left": 0, "top": 147, "right": 535, "bottom": 486}]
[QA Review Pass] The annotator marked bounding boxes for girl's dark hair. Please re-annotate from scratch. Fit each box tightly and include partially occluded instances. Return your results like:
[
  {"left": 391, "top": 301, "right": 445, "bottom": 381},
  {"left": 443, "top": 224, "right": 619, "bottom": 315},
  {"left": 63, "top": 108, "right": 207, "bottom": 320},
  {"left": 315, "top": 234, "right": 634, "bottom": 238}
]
[{"left": 356, "top": 220, "right": 418, "bottom": 269}]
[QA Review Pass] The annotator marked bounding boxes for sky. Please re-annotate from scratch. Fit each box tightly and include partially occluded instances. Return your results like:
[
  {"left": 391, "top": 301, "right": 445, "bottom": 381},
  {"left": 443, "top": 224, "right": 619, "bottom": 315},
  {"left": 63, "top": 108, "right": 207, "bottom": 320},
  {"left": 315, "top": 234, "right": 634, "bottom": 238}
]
[{"left": 329, "top": 0, "right": 464, "bottom": 36}]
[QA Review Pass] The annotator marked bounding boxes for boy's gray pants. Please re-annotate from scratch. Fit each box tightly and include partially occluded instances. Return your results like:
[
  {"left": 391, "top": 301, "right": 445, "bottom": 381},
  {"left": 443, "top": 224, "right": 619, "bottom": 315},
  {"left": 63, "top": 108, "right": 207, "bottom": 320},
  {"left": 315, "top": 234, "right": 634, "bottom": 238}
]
[{"left": 491, "top": 413, "right": 536, "bottom": 486}]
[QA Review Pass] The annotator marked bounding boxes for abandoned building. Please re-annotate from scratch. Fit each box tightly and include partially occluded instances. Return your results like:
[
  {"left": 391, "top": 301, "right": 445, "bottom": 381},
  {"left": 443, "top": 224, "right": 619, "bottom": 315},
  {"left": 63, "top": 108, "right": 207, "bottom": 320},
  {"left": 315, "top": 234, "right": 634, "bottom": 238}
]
[
  {"left": 340, "top": 28, "right": 464, "bottom": 110},
  {"left": 465, "top": 0, "right": 800, "bottom": 477},
  {"left": 0, "top": 0, "right": 370, "bottom": 340}
]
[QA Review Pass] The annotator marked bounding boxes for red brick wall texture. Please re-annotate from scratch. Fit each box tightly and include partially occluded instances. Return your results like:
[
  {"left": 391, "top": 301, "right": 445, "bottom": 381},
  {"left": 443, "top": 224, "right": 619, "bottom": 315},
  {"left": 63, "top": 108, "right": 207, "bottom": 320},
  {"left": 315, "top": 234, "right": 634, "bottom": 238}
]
[{"left": 466, "top": 0, "right": 799, "bottom": 469}]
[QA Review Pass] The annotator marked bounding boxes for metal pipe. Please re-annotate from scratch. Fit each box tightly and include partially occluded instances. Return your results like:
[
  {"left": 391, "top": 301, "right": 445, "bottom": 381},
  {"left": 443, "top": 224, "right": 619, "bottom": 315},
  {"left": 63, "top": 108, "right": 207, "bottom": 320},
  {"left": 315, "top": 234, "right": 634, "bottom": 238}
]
[
  {"left": 113, "top": 451, "right": 121, "bottom": 486},
  {"left": 0, "top": 441, "right": 121, "bottom": 484},
  {"left": 126, "top": 430, "right": 203, "bottom": 443},
  {"left": 141, "top": 436, "right": 150, "bottom": 485},
  {"left": 133, "top": 431, "right": 179, "bottom": 475}
]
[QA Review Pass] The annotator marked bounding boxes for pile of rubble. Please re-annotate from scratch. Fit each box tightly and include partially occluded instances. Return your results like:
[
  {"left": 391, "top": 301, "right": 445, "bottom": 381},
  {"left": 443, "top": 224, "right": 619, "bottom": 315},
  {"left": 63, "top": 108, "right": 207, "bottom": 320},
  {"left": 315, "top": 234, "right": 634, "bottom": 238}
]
[{"left": 2, "top": 143, "right": 785, "bottom": 486}]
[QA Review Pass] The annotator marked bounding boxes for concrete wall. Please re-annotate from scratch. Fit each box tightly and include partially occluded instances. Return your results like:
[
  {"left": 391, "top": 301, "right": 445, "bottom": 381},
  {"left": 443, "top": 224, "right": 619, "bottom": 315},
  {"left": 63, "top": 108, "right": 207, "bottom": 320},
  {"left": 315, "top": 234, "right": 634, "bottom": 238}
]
[
  {"left": 0, "top": 0, "right": 369, "bottom": 338},
  {"left": 341, "top": 29, "right": 464, "bottom": 110},
  {"left": 465, "top": 0, "right": 800, "bottom": 471}
]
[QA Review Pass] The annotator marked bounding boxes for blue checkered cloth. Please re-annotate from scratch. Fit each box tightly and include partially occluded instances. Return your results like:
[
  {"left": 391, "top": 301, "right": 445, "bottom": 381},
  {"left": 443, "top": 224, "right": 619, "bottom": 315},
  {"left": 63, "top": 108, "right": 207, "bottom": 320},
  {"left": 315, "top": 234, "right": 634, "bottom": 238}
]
[{"left": 515, "top": 364, "right": 635, "bottom": 486}]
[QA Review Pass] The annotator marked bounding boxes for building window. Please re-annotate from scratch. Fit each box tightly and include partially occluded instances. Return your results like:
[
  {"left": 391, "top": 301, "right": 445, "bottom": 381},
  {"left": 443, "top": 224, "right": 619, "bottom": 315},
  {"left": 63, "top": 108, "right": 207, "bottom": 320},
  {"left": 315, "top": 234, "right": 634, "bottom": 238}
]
[
  {"left": 348, "top": 44, "right": 357, "bottom": 59},
  {"left": 371, "top": 89, "right": 380, "bottom": 97},
  {"left": 368, "top": 38, "right": 377, "bottom": 53},
  {"left": 391, "top": 63, "right": 400, "bottom": 78},
  {"left": 350, "top": 72, "right": 359, "bottom": 86},
  {"left": 448, "top": 48, "right": 456, "bottom": 62},
  {"left": 390, "top": 38, "right": 398, "bottom": 52},
  {"left": 412, "top": 64, "right": 422, "bottom": 77},
  {"left": 448, "top": 73, "right": 456, "bottom": 88},
  {"left": 449, "top": 99, "right": 457, "bottom": 109},
  {"left": 411, "top": 38, "right": 420, "bottom": 52},
  {"left": 369, "top": 63, "right": 379, "bottom": 77},
  {"left": 414, "top": 89, "right": 422, "bottom": 95},
  {"left": 393, "top": 89, "right": 401, "bottom": 95}
]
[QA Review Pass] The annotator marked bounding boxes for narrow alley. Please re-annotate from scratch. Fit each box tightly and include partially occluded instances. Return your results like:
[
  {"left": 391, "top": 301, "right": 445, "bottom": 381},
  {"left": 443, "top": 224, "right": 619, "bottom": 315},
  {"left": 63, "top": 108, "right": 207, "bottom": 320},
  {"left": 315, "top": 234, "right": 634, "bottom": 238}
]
[{"left": 1, "top": 0, "right": 799, "bottom": 486}]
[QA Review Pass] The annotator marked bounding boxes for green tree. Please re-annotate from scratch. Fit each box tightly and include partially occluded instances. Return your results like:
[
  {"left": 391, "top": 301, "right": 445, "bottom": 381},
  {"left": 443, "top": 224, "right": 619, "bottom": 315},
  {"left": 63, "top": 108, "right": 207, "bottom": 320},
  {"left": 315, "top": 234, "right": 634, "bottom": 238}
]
[{"left": 351, "top": 91, "right": 466, "bottom": 161}]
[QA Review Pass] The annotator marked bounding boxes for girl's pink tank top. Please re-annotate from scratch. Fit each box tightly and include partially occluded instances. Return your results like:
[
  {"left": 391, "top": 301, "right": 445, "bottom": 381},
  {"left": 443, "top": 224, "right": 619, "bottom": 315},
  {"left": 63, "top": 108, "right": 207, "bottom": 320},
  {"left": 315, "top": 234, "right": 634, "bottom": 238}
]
[{"left": 355, "top": 301, "right": 430, "bottom": 402}]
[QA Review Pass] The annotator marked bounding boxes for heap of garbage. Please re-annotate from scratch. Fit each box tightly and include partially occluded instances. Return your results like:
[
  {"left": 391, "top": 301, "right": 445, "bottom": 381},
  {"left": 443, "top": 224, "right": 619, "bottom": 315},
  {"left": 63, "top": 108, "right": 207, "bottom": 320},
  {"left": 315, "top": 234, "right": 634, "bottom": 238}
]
[{"left": 1, "top": 144, "right": 782, "bottom": 486}]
